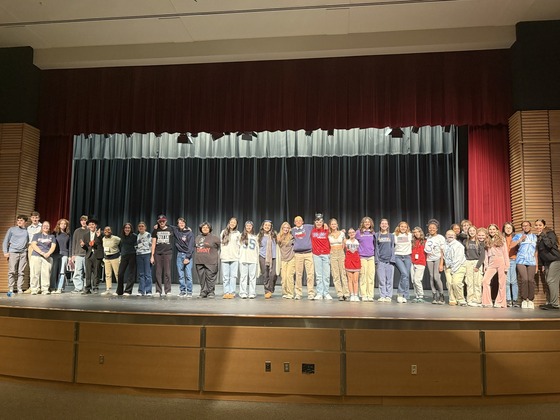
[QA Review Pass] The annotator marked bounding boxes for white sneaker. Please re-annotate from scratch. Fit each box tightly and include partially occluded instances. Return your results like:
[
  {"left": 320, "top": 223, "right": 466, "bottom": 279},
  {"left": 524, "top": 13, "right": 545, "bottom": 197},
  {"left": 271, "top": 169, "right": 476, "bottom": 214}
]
[
  {"left": 123, "top": 292, "right": 131, "bottom": 296},
  {"left": 324, "top": 294, "right": 333, "bottom": 300},
  {"left": 249, "top": 295, "right": 256, "bottom": 299},
  {"left": 101, "top": 290, "right": 112, "bottom": 295},
  {"left": 313, "top": 294, "right": 323, "bottom": 300},
  {"left": 521, "top": 300, "right": 528, "bottom": 309},
  {"left": 527, "top": 300, "right": 534, "bottom": 309},
  {"left": 397, "top": 296, "right": 406, "bottom": 303},
  {"left": 377, "top": 297, "right": 385, "bottom": 302}
]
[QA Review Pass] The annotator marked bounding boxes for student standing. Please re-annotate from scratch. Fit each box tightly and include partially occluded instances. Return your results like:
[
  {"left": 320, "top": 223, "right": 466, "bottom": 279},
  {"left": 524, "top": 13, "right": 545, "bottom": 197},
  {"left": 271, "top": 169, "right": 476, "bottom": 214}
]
[
  {"left": 292, "top": 216, "right": 315, "bottom": 300},
  {"left": 102, "top": 226, "right": 121, "bottom": 295},
  {"left": 195, "top": 222, "right": 221, "bottom": 298},
  {"left": 410, "top": 227, "right": 427, "bottom": 303},
  {"left": 502, "top": 222, "right": 519, "bottom": 307},
  {"left": 220, "top": 217, "right": 241, "bottom": 299},
  {"left": 481, "top": 224, "right": 509, "bottom": 308},
  {"left": 70, "top": 215, "right": 88, "bottom": 293},
  {"left": 329, "top": 218, "right": 349, "bottom": 301},
  {"left": 345, "top": 228, "right": 361, "bottom": 302},
  {"left": 376, "top": 219, "right": 395, "bottom": 302},
  {"left": 2, "top": 214, "right": 29, "bottom": 294},
  {"left": 394, "top": 221, "right": 412, "bottom": 303},
  {"left": 511, "top": 221, "right": 537, "bottom": 309},
  {"left": 52, "top": 218, "right": 71, "bottom": 293},
  {"left": 258, "top": 220, "right": 278, "bottom": 299},
  {"left": 535, "top": 219, "right": 560, "bottom": 310},
  {"left": 136, "top": 222, "right": 152, "bottom": 296},
  {"left": 30, "top": 221, "right": 56, "bottom": 295},
  {"left": 81, "top": 217, "right": 103, "bottom": 294},
  {"left": 311, "top": 214, "right": 331, "bottom": 300},
  {"left": 277, "top": 222, "right": 295, "bottom": 299},
  {"left": 441, "top": 230, "right": 467, "bottom": 306},
  {"left": 355, "top": 217, "right": 375, "bottom": 301},
  {"left": 424, "top": 219, "right": 446, "bottom": 305},
  {"left": 463, "top": 225, "right": 484, "bottom": 307},
  {"left": 172, "top": 218, "right": 195, "bottom": 298},
  {"left": 238, "top": 221, "right": 259, "bottom": 299},
  {"left": 116, "top": 223, "right": 137, "bottom": 296},
  {"left": 151, "top": 215, "right": 173, "bottom": 297}
]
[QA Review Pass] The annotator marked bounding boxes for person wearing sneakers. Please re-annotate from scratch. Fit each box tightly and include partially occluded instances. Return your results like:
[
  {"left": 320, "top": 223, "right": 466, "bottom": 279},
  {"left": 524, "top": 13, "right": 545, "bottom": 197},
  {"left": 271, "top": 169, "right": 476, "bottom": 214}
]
[
  {"left": 172, "top": 218, "right": 195, "bottom": 298},
  {"left": 440, "top": 230, "right": 467, "bottom": 306},
  {"left": 410, "top": 227, "right": 427, "bottom": 303},
  {"left": 535, "top": 219, "right": 560, "bottom": 311},
  {"left": 136, "top": 222, "right": 152, "bottom": 296},
  {"left": 311, "top": 214, "right": 332, "bottom": 300},
  {"left": 101, "top": 226, "right": 121, "bottom": 295},
  {"left": 502, "top": 222, "right": 519, "bottom": 307},
  {"left": 116, "top": 223, "right": 137, "bottom": 296},
  {"left": 292, "top": 216, "right": 315, "bottom": 300},
  {"left": 220, "top": 217, "right": 241, "bottom": 299},
  {"left": 355, "top": 217, "right": 376, "bottom": 301},
  {"left": 238, "top": 221, "right": 259, "bottom": 299},
  {"left": 151, "top": 215, "right": 174, "bottom": 297},
  {"left": 81, "top": 217, "right": 103, "bottom": 294},
  {"left": 481, "top": 224, "right": 509, "bottom": 308},
  {"left": 424, "top": 219, "right": 446, "bottom": 305},
  {"left": 329, "top": 218, "right": 349, "bottom": 301},
  {"left": 344, "top": 228, "right": 361, "bottom": 302},
  {"left": 394, "top": 221, "right": 412, "bottom": 304},
  {"left": 376, "top": 219, "right": 395, "bottom": 302},
  {"left": 70, "top": 215, "right": 88, "bottom": 293},
  {"left": 25, "top": 211, "right": 42, "bottom": 293},
  {"left": 52, "top": 218, "right": 71, "bottom": 294},
  {"left": 512, "top": 221, "right": 537, "bottom": 309},
  {"left": 3, "top": 214, "right": 29, "bottom": 295},
  {"left": 258, "top": 220, "right": 278, "bottom": 299},
  {"left": 30, "top": 221, "right": 56, "bottom": 295},
  {"left": 463, "top": 225, "right": 485, "bottom": 307},
  {"left": 277, "top": 222, "right": 295, "bottom": 299}
]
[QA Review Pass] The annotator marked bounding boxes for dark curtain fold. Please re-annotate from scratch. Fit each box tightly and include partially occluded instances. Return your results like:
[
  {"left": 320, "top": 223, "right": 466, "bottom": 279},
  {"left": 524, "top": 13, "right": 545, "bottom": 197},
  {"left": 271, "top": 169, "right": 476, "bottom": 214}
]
[
  {"left": 71, "top": 154, "right": 461, "bottom": 238},
  {"left": 468, "top": 124, "right": 511, "bottom": 227}
]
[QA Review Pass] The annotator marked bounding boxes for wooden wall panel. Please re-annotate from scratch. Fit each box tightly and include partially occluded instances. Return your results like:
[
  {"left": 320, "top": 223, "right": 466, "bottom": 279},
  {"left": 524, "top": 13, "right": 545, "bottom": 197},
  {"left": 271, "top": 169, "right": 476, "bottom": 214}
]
[
  {"left": 0, "top": 316, "right": 75, "bottom": 341},
  {"left": 345, "top": 330, "right": 480, "bottom": 353},
  {"left": 204, "top": 349, "right": 341, "bottom": 395},
  {"left": 0, "top": 123, "right": 40, "bottom": 292},
  {"left": 206, "top": 326, "right": 340, "bottom": 351},
  {"left": 76, "top": 343, "right": 200, "bottom": 390},
  {"left": 79, "top": 323, "right": 200, "bottom": 347},
  {"left": 486, "top": 352, "right": 560, "bottom": 395},
  {"left": 0, "top": 337, "right": 74, "bottom": 382},
  {"left": 346, "top": 352, "right": 482, "bottom": 396},
  {"left": 485, "top": 330, "right": 560, "bottom": 352}
]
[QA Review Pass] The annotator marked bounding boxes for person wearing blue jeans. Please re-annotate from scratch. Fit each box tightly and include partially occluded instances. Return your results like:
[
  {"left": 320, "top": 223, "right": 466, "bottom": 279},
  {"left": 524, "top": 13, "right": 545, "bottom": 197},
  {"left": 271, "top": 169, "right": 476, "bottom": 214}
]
[
  {"left": 503, "top": 222, "right": 519, "bottom": 307},
  {"left": 136, "top": 222, "right": 152, "bottom": 296},
  {"left": 394, "top": 222, "right": 412, "bottom": 303},
  {"left": 173, "top": 218, "right": 195, "bottom": 297}
]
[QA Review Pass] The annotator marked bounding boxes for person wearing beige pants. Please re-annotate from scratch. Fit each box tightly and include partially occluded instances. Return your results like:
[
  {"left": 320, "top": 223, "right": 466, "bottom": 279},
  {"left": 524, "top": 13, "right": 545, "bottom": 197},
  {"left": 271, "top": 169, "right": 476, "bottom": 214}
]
[
  {"left": 102, "top": 226, "right": 121, "bottom": 294},
  {"left": 291, "top": 216, "right": 315, "bottom": 299}
]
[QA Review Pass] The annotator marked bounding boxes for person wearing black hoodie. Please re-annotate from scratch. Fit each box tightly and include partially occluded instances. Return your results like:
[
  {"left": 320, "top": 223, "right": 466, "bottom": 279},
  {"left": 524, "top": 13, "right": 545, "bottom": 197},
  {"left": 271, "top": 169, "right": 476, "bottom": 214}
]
[{"left": 535, "top": 219, "right": 560, "bottom": 310}]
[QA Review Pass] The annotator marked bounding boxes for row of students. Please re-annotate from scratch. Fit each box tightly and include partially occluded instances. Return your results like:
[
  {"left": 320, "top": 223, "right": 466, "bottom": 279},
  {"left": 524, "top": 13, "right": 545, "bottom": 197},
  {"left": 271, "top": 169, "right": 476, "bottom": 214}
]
[{"left": 5, "top": 214, "right": 559, "bottom": 309}]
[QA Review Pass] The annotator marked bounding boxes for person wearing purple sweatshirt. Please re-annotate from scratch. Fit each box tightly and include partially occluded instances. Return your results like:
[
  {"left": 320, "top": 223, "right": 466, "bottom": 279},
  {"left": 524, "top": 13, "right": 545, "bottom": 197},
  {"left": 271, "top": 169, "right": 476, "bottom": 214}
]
[
  {"left": 376, "top": 219, "right": 395, "bottom": 302},
  {"left": 355, "top": 217, "right": 375, "bottom": 301},
  {"left": 291, "top": 216, "right": 315, "bottom": 300}
]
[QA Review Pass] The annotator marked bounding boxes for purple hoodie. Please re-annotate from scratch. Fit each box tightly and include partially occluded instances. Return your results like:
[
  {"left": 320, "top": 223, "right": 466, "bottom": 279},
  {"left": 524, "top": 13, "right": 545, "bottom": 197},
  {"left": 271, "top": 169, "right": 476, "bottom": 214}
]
[{"left": 355, "top": 229, "right": 375, "bottom": 258}]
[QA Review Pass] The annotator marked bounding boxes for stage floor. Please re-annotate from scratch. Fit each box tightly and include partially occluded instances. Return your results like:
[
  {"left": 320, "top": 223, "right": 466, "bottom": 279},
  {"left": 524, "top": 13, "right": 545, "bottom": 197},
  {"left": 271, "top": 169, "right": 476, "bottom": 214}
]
[{"left": 1, "top": 285, "right": 559, "bottom": 330}]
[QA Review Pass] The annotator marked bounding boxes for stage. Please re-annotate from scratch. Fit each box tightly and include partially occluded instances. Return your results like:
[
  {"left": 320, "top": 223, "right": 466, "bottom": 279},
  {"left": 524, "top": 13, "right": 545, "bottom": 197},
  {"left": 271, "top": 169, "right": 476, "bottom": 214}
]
[
  {"left": 2, "top": 285, "right": 560, "bottom": 402},
  {"left": 1, "top": 285, "right": 559, "bottom": 330}
]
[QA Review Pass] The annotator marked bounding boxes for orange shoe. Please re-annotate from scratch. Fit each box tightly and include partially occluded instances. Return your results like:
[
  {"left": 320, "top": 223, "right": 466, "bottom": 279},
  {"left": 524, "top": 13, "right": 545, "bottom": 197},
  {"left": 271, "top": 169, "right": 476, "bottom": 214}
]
[{"left": 265, "top": 292, "right": 272, "bottom": 299}]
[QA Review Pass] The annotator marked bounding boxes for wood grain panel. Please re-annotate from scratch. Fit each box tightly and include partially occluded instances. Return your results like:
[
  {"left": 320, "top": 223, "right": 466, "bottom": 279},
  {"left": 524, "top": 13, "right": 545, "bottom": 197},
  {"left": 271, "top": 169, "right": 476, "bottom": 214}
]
[
  {"left": 485, "top": 330, "right": 560, "bottom": 352},
  {"left": 0, "top": 336, "right": 74, "bottom": 382},
  {"left": 346, "top": 352, "right": 482, "bottom": 396},
  {"left": 76, "top": 343, "right": 200, "bottom": 390},
  {"left": 486, "top": 352, "right": 560, "bottom": 395},
  {"left": 204, "top": 348, "right": 340, "bottom": 395},
  {"left": 206, "top": 326, "right": 340, "bottom": 351},
  {"left": 345, "top": 330, "right": 480, "bottom": 352},
  {"left": 79, "top": 323, "right": 200, "bottom": 347},
  {"left": 0, "top": 316, "right": 75, "bottom": 341}
]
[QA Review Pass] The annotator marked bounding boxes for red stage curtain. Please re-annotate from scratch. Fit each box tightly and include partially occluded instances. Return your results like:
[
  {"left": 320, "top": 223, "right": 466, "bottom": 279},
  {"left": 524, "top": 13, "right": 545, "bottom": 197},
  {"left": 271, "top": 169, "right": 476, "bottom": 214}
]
[
  {"left": 36, "top": 135, "right": 73, "bottom": 224},
  {"left": 39, "top": 50, "right": 511, "bottom": 136},
  {"left": 468, "top": 125, "right": 511, "bottom": 228}
]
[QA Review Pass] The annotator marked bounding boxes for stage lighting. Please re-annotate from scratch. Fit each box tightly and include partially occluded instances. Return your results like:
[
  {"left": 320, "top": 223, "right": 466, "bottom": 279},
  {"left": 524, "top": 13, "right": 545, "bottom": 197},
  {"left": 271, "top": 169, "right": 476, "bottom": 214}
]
[
  {"left": 190, "top": 132, "right": 199, "bottom": 138},
  {"left": 305, "top": 130, "right": 313, "bottom": 137},
  {"left": 211, "top": 132, "right": 225, "bottom": 141},
  {"left": 177, "top": 133, "right": 193, "bottom": 144},
  {"left": 411, "top": 126, "right": 420, "bottom": 134},
  {"left": 327, "top": 129, "right": 334, "bottom": 136},
  {"left": 384, "top": 127, "right": 392, "bottom": 136},
  {"left": 389, "top": 128, "right": 404, "bottom": 138},
  {"left": 240, "top": 132, "right": 253, "bottom": 141},
  {"left": 444, "top": 125, "right": 452, "bottom": 133}
]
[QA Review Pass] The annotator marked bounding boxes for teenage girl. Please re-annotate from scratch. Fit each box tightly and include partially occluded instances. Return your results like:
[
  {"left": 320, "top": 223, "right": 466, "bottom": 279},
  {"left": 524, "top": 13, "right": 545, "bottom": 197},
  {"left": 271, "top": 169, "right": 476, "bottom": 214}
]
[
  {"left": 394, "top": 221, "right": 412, "bottom": 303},
  {"left": 277, "top": 222, "right": 295, "bottom": 299},
  {"left": 239, "top": 221, "right": 259, "bottom": 299},
  {"left": 410, "top": 227, "right": 427, "bottom": 303},
  {"left": 257, "top": 220, "right": 278, "bottom": 299},
  {"left": 220, "top": 217, "right": 241, "bottom": 299},
  {"left": 345, "top": 228, "right": 361, "bottom": 302},
  {"left": 481, "top": 224, "right": 509, "bottom": 308},
  {"left": 355, "top": 217, "right": 375, "bottom": 301},
  {"left": 329, "top": 218, "right": 349, "bottom": 301}
]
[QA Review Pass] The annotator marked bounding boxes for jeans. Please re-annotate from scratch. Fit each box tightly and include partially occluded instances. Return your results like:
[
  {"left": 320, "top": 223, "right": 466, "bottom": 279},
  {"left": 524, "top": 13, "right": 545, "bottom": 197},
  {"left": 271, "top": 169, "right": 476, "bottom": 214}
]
[
  {"left": 56, "top": 255, "right": 68, "bottom": 290},
  {"left": 239, "top": 262, "right": 257, "bottom": 297},
  {"left": 7, "top": 251, "right": 27, "bottom": 290},
  {"left": 72, "top": 255, "right": 85, "bottom": 291},
  {"left": 313, "top": 254, "right": 331, "bottom": 296},
  {"left": 221, "top": 260, "right": 239, "bottom": 295},
  {"left": 394, "top": 254, "right": 411, "bottom": 298},
  {"left": 177, "top": 252, "right": 194, "bottom": 293},
  {"left": 136, "top": 253, "right": 152, "bottom": 295},
  {"left": 506, "top": 259, "right": 518, "bottom": 301},
  {"left": 377, "top": 261, "right": 394, "bottom": 298}
]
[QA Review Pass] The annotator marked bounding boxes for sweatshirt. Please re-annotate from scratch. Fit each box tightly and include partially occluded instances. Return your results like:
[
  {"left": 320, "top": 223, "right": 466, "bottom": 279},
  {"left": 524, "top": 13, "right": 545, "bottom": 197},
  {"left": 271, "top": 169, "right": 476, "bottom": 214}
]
[
  {"left": 292, "top": 224, "right": 313, "bottom": 253},
  {"left": 3, "top": 226, "right": 29, "bottom": 253},
  {"left": 375, "top": 232, "right": 395, "bottom": 263},
  {"left": 355, "top": 229, "right": 375, "bottom": 258}
]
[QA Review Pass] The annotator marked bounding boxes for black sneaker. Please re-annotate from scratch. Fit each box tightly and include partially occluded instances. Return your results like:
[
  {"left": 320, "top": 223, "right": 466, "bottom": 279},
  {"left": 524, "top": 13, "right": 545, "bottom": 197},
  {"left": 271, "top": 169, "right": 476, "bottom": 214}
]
[{"left": 541, "top": 303, "right": 560, "bottom": 310}]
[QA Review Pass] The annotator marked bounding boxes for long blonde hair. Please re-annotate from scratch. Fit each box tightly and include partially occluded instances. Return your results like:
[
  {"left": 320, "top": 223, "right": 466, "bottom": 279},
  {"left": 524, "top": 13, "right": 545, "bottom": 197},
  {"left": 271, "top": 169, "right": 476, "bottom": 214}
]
[
  {"left": 485, "top": 224, "right": 504, "bottom": 248},
  {"left": 277, "top": 221, "right": 293, "bottom": 246}
]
